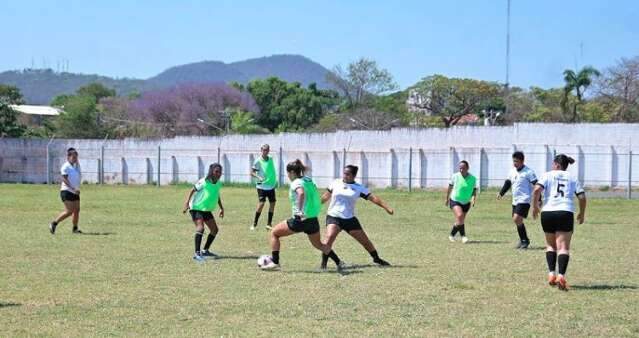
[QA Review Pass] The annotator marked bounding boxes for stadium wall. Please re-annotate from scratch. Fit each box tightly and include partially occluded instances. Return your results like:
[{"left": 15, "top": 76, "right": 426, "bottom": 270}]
[{"left": 1, "top": 123, "right": 638, "bottom": 190}]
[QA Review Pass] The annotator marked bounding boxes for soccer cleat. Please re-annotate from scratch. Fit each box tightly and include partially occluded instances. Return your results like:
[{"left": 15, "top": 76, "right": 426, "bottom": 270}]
[
  {"left": 556, "top": 275, "right": 569, "bottom": 291},
  {"left": 336, "top": 261, "right": 348, "bottom": 272},
  {"left": 519, "top": 240, "right": 530, "bottom": 249},
  {"left": 193, "top": 254, "right": 205, "bottom": 263},
  {"left": 201, "top": 250, "right": 219, "bottom": 259},
  {"left": 374, "top": 258, "right": 391, "bottom": 266},
  {"left": 515, "top": 241, "right": 523, "bottom": 249},
  {"left": 461, "top": 236, "right": 469, "bottom": 244},
  {"left": 448, "top": 235, "right": 456, "bottom": 242},
  {"left": 265, "top": 224, "right": 273, "bottom": 231},
  {"left": 548, "top": 274, "right": 557, "bottom": 286},
  {"left": 49, "top": 222, "right": 57, "bottom": 234},
  {"left": 72, "top": 228, "right": 83, "bottom": 234},
  {"left": 250, "top": 225, "right": 257, "bottom": 231},
  {"left": 260, "top": 261, "right": 280, "bottom": 271}
]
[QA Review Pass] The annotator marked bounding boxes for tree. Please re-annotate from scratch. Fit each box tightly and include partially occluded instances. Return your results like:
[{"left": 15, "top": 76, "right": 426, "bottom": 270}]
[
  {"left": 0, "top": 85, "right": 26, "bottom": 137},
  {"left": 53, "top": 95, "right": 102, "bottom": 138},
  {"left": 76, "top": 83, "right": 116, "bottom": 102},
  {"left": 412, "top": 75, "right": 502, "bottom": 127},
  {"left": 230, "top": 111, "right": 269, "bottom": 134},
  {"left": 596, "top": 56, "right": 639, "bottom": 122},
  {"left": 561, "top": 66, "right": 601, "bottom": 122},
  {"left": 326, "top": 58, "right": 398, "bottom": 107}
]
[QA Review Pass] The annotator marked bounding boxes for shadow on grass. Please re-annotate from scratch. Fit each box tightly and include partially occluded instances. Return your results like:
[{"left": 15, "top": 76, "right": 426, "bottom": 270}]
[
  {"left": 216, "top": 255, "right": 260, "bottom": 260},
  {"left": 464, "top": 240, "right": 508, "bottom": 245},
  {"left": 522, "top": 246, "right": 546, "bottom": 251},
  {"left": 340, "top": 264, "right": 420, "bottom": 270},
  {"left": 0, "top": 302, "right": 21, "bottom": 308},
  {"left": 282, "top": 269, "right": 364, "bottom": 276},
  {"left": 571, "top": 284, "right": 638, "bottom": 291},
  {"left": 78, "top": 232, "right": 116, "bottom": 236}
]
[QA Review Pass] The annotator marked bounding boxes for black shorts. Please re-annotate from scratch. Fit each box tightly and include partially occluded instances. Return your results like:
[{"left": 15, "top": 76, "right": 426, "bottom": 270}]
[
  {"left": 326, "top": 215, "right": 363, "bottom": 232},
  {"left": 257, "top": 188, "right": 276, "bottom": 203},
  {"left": 60, "top": 190, "right": 80, "bottom": 202},
  {"left": 287, "top": 217, "right": 320, "bottom": 235},
  {"left": 541, "top": 211, "right": 574, "bottom": 233},
  {"left": 512, "top": 203, "right": 531, "bottom": 218},
  {"left": 450, "top": 200, "right": 471, "bottom": 213},
  {"left": 190, "top": 210, "right": 214, "bottom": 221}
]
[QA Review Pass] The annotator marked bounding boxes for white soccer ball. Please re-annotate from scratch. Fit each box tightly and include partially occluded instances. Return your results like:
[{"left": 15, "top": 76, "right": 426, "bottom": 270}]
[{"left": 257, "top": 255, "right": 273, "bottom": 268}]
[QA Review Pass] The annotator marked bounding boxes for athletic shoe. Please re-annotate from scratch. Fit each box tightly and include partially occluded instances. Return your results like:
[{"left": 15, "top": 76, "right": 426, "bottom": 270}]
[
  {"left": 265, "top": 224, "right": 273, "bottom": 231},
  {"left": 250, "top": 225, "right": 257, "bottom": 231},
  {"left": 548, "top": 274, "right": 557, "bottom": 286},
  {"left": 448, "top": 235, "right": 456, "bottom": 242},
  {"left": 519, "top": 240, "right": 530, "bottom": 249},
  {"left": 374, "top": 258, "right": 391, "bottom": 266},
  {"left": 193, "top": 254, "right": 205, "bottom": 263},
  {"left": 556, "top": 275, "right": 569, "bottom": 291},
  {"left": 261, "top": 261, "right": 280, "bottom": 271},
  {"left": 336, "top": 261, "right": 348, "bottom": 272},
  {"left": 72, "top": 228, "right": 83, "bottom": 234},
  {"left": 515, "top": 241, "right": 523, "bottom": 249},
  {"left": 461, "top": 236, "right": 469, "bottom": 244},
  {"left": 49, "top": 222, "right": 57, "bottom": 234},
  {"left": 201, "top": 250, "right": 219, "bottom": 259}
]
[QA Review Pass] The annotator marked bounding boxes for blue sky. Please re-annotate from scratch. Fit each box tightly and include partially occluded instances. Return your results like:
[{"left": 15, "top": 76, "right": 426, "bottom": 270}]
[{"left": 2, "top": 0, "right": 638, "bottom": 89}]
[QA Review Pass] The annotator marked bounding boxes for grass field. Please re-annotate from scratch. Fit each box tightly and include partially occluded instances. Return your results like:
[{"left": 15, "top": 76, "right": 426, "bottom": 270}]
[{"left": 1, "top": 184, "right": 638, "bottom": 337}]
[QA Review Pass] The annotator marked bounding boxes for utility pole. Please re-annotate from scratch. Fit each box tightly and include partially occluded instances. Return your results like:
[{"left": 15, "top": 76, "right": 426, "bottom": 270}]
[{"left": 504, "top": 0, "right": 511, "bottom": 116}]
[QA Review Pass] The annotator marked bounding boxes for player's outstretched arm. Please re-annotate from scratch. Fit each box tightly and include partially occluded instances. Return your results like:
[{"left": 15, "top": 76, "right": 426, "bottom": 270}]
[
  {"left": 531, "top": 185, "right": 544, "bottom": 219},
  {"left": 444, "top": 185, "right": 452, "bottom": 206},
  {"left": 576, "top": 193, "right": 586, "bottom": 224},
  {"left": 368, "top": 194, "right": 394, "bottom": 215},
  {"left": 183, "top": 189, "right": 195, "bottom": 213},
  {"left": 497, "top": 179, "right": 512, "bottom": 200},
  {"left": 320, "top": 191, "right": 332, "bottom": 204},
  {"left": 218, "top": 196, "right": 225, "bottom": 218}
]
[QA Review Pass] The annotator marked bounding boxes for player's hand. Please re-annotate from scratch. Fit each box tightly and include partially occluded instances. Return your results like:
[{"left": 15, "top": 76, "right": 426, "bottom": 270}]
[
  {"left": 577, "top": 212, "right": 585, "bottom": 224},
  {"left": 219, "top": 209, "right": 225, "bottom": 219},
  {"left": 472, "top": 198, "right": 476, "bottom": 207},
  {"left": 182, "top": 204, "right": 189, "bottom": 214},
  {"left": 386, "top": 207, "right": 394, "bottom": 215},
  {"left": 444, "top": 198, "right": 450, "bottom": 207},
  {"left": 75, "top": 189, "right": 80, "bottom": 195},
  {"left": 532, "top": 207, "right": 540, "bottom": 220},
  {"left": 496, "top": 194, "right": 502, "bottom": 200}
]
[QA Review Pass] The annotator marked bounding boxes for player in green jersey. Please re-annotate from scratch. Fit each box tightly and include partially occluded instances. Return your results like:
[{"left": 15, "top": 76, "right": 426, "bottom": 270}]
[
  {"left": 182, "top": 163, "right": 225, "bottom": 262},
  {"left": 261, "top": 159, "right": 343, "bottom": 271},
  {"left": 250, "top": 144, "right": 278, "bottom": 230},
  {"left": 444, "top": 160, "right": 478, "bottom": 244}
]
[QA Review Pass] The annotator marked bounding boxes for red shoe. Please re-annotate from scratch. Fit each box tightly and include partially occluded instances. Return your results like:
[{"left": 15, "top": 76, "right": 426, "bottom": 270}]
[
  {"left": 548, "top": 274, "right": 557, "bottom": 286},
  {"left": 556, "top": 275, "right": 569, "bottom": 291}
]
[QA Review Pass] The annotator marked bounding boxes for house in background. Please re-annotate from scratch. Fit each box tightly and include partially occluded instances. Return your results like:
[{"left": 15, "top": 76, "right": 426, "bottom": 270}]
[{"left": 9, "top": 105, "right": 61, "bottom": 126}]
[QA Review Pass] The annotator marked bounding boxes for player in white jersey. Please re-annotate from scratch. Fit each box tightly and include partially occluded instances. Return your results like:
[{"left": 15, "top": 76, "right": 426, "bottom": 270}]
[
  {"left": 498, "top": 151, "right": 538, "bottom": 249},
  {"left": 49, "top": 148, "right": 84, "bottom": 234},
  {"left": 532, "top": 154, "right": 587, "bottom": 291},
  {"left": 320, "top": 165, "right": 394, "bottom": 269}
]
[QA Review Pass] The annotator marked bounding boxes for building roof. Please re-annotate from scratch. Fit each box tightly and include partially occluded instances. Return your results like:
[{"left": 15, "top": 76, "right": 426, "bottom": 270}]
[{"left": 9, "top": 105, "right": 62, "bottom": 116}]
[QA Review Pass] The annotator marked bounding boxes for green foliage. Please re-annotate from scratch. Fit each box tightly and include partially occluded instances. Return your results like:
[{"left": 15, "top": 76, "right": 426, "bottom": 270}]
[
  {"left": 76, "top": 83, "right": 116, "bottom": 101},
  {"left": 311, "top": 113, "right": 342, "bottom": 132},
  {"left": 0, "top": 85, "right": 26, "bottom": 137},
  {"left": 562, "top": 66, "right": 601, "bottom": 122},
  {"left": 326, "top": 58, "right": 398, "bottom": 107},
  {"left": 50, "top": 82, "right": 117, "bottom": 138},
  {"left": 230, "top": 111, "right": 269, "bottom": 134},
  {"left": 247, "top": 77, "right": 335, "bottom": 131}
]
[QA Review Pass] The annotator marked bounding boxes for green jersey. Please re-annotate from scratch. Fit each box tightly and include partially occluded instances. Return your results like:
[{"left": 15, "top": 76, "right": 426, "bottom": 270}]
[
  {"left": 449, "top": 172, "right": 477, "bottom": 204},
  {"left": 253, "top": 156, "right": 277, "bottom": 190},
  {"left": 289, "top": 176, "right": 321, "bottom": 218},
  {"left": 189, "top": 178, "right": 222, "bottom": 212}
]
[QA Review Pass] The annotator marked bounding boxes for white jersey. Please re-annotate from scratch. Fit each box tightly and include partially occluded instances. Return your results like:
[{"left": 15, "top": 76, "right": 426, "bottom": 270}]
[
  {"left": 60, "top": 161, "right": 81, "bottom": 192},
  {"left": 507, "top": 165, "right": 537, "bottom": 205},
  {"left": 326, "top": 179, "right": 371, "bottom": 219},
  {"left": 538, "top": 170, "right": 584, "bottom": 213}
]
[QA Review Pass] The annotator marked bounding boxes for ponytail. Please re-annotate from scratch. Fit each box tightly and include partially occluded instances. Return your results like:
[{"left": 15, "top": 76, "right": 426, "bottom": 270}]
[
  {"left": 286, "top": 159, "right": 306, "bottom": 178},
  {"left": 554, "top": 154, "right": 575, "bottom": 170}
]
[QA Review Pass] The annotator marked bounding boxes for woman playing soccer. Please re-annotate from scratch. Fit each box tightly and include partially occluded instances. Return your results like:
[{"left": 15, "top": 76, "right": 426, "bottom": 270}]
[
  {"left": 532, "top": 154, "right": 587, "bottom": 291},
  {"left": 445, "top": 160, "right": 477, "bottom": 243},
  {"left": 49, "top": 147, "right": 83, "bottom": 234},
  {"left": 250, "top": 144, "right": 277, "bottom": 230},
  {"left": 182, "top": 163, "right": 225, "bottom": 262},
  {"left": 497, "top": 151, "right": 538, "bottom": 249},
  {"left": 261, "top": 160, "right": 343, "bottom": 271},
  {"left": 320, "top": 165, "right": 394, "bottom": 269}
]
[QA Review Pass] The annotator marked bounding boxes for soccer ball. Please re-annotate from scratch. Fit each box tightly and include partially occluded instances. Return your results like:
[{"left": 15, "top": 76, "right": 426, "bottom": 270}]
[{"left": 257, "top": 255, "right": 273, "bottom": 268}]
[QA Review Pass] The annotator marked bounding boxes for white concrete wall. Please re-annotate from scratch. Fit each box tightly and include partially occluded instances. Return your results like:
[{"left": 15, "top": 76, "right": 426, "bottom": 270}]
[{"left": 1, "top": 123, "right": 638, "bottom": 189}]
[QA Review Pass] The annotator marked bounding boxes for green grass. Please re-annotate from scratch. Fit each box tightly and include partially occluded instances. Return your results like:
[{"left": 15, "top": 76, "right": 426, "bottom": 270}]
[{"left": 1, "top": 184, "right": 638, "bottom": 337}]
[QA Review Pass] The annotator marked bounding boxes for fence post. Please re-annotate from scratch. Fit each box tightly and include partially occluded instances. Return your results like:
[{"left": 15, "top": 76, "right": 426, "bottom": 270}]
[
  {"left": 217, "top": 146, "right": 221, "bottom": 164},
  {"left": 477, "top": 147, "right": 484, "bottom": 193},
  {"left": 46, "top": 143, "right": 51, "bottom": 185},
  {"left": 100, "top": 145, "right": 105, "bottom": 184},
  {"left": 121, "top": 157, "right": 127, "bottom": 185},
  {"left": 628, "top": 150, "right": 633, "bottom": 200},
  {"left": 408, "top": 147, "right": 413, "bottom": 192},
  {"left": 342, "top": 148, "right": 346, "bottom": 168},
  {"left": 157, "top": 145, "right": 161, "bottom": 187},
  {"left": 279, "top": 146, "right": 284, "bottom": 184}
]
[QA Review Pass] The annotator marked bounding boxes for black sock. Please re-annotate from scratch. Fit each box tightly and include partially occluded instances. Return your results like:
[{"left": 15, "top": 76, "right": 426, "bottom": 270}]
[
  {"left": 546, "top": 251, "right": 557, "bottom": 273},
  {"left": 267, "top": 212, "right": 274, "bottom": 225},
  {"left": 271, "top": 251, "right": 280, "bottom": 264},
  {"left": 321, "top": 253, "right": 329, "bottom": 267},
  {"left": 369, "top": 250, "right": 380, "bottom": 261},
  {"left": 517, "top": 224, "right": 529, "bottom": 242},
  {"left": 450, "top": 225, "right": 459, "bottom": 236},
  {"left": 203, "top": 234, "right": 216, "bottom": 251},
  {"left": 254, "top": 212, "right": 261, "bottom": 226},
  {"left": 458, "top": 224, "right": 466, "bottom": 237},
  {"left": 327, "top": 250, "right": 341, "bottom": 264},
  {"left": 52, "top": 221, "right": 58, "bottom": 226},
  {"left": 558, "top": 254, "right": 570, "bottom": 275},
  {"left": 194, "top": 232, "right": 203, "bottom": 255}
]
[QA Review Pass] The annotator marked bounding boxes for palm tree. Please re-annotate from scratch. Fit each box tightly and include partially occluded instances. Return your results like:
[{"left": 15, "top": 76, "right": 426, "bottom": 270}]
[
  {"left": 562, "top": 66, "right": 601, "bottom": 122},
  {"left": 230, "top": 111, "right": 269, "bottom": 134}
]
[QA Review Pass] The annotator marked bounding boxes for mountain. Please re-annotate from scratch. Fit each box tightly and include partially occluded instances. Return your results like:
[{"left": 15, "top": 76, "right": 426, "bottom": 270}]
[{"left": 0, "top": 55, "right": 333, "bottom": 104}]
